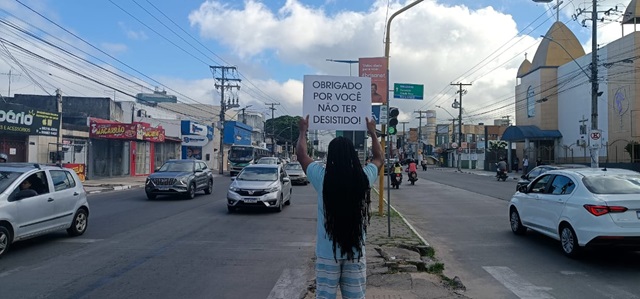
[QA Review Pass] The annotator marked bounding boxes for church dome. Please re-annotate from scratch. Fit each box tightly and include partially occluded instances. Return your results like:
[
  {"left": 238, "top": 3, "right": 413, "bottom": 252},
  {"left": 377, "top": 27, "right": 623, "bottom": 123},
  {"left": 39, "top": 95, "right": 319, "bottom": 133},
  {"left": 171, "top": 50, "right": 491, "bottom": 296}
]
[
  {"left": 530, "top": 22, "right": 585, "bottom": 70},
  {"left": 623, "top": 0, "right": 640, "bottom": 24},
  {"left": 517, "top": 59, "right": 532, "bottom": 78}
]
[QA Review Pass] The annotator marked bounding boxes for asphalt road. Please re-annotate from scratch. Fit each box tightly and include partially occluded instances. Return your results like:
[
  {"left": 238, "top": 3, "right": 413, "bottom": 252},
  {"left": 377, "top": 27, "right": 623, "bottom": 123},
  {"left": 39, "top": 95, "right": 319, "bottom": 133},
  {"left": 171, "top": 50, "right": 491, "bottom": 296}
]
[
  {"left": 0, "top": 176, "right": 317, "bottom": 299},
  {"left": 388, "top": 168, "right": 640, "bottom": 299}
]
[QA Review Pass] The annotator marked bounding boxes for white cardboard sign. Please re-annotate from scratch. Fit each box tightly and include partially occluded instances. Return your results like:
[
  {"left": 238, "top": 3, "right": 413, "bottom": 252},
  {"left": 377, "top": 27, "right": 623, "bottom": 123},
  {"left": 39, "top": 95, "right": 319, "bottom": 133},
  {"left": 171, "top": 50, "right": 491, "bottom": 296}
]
[{"left": 303, "top": 75, "right": 371, "bottom": 131}]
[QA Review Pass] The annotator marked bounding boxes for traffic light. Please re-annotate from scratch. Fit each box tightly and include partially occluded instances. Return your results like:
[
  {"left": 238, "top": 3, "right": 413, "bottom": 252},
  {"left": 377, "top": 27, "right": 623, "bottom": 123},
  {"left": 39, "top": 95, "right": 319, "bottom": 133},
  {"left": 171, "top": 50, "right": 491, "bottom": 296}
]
[{"left": 388, "top": 107, "right": 399, "bottom": 135}]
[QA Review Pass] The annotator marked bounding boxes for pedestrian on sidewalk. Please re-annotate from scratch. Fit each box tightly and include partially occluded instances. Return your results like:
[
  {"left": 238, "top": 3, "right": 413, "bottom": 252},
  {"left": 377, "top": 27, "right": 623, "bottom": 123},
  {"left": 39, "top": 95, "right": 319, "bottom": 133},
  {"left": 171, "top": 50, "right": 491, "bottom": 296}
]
[
  {"left": 296, "top": 115, "right": 383, "bottom": 299},
  {"left": 512, "top": 156, "right": 519, "bottom": 173},
  {"left": 522, "top": 155, "right": 529, "bottom": 175}
]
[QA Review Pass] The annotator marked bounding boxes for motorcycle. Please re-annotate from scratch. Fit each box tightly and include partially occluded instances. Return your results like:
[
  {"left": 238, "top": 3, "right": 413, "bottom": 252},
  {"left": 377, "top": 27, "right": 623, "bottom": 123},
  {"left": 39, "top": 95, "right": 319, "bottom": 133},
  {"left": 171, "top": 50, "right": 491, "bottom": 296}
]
[
  {"left": 408, "top": 171, "right": 418, "bottom": 185},
  {"left": 390, "top": 173, "right": 402, "bottom": 189},
  {"left": 496, "top": 168, "right": 508, "bottom": 181}
]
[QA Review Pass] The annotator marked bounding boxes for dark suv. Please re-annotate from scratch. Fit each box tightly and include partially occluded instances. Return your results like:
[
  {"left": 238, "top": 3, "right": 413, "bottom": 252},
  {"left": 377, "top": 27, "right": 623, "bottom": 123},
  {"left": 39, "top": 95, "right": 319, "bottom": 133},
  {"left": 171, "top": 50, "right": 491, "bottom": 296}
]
[{"left": 145, "top": 160, "right": 213, "bottom": 200}]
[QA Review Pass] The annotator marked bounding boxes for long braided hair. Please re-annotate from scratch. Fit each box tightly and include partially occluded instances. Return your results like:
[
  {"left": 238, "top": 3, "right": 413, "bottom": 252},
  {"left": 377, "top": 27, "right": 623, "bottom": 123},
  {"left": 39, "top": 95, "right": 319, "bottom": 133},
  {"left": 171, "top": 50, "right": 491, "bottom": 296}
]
[{"left": 322, "top": 137, "right": 369, "bottom": 261}]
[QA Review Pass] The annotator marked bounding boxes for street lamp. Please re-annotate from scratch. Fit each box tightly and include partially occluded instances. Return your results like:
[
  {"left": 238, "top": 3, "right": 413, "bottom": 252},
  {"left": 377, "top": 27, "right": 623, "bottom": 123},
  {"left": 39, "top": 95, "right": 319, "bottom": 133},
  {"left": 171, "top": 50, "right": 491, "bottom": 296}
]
[{"left": 325, "top": 59, "right": 359, "bottom": 76}]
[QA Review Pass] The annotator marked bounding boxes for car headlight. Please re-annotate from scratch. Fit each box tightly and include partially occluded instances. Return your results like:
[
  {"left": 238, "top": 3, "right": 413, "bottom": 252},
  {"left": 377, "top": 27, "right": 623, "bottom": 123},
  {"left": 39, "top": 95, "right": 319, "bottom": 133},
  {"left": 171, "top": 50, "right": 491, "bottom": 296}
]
[
  {"left": 266, "top": 186, "right": 280, "bottom": 193},
  {"left": 230, "top": 186, "right": 240, "bottom": 192},
  {"left": 177, "top": 176, "right": 191, "bottom": 185}
]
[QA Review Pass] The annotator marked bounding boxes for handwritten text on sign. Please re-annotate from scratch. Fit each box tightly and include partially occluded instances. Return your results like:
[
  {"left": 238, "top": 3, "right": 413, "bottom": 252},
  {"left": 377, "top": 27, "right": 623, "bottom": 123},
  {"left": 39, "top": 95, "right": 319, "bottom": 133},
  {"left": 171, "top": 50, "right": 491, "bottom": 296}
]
[{"left": 302, "top": 75, "right": 371, "bottom": 131}]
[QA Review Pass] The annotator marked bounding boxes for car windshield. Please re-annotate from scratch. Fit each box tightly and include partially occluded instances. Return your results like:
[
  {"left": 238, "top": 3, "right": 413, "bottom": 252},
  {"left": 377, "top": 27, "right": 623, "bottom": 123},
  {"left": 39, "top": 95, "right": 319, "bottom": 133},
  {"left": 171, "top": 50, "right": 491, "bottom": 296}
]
[
  {"left": 237, "top": 167, "right": 278, "bottom": 181},
  {"left": 285, "top": 163, "right": 302, "bottom": 170},
  {"left": 158, "top": 162, "right": 193, "bottom": 172},
  {"left": 229, "top": 148, "right": 253, "bottom": 162},
  {"left": 0, "top": 171, "right": 23, "bottom": 192},
  {"left": 583, "top": 175, "right": 640, "bottom": 194}
]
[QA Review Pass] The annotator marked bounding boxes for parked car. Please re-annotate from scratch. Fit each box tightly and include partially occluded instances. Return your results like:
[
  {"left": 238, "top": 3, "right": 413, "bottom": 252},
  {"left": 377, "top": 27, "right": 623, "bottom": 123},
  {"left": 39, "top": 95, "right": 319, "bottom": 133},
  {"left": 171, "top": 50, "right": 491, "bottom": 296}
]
[
  {"left": 284, "top": 162, "right": 308, "bottom": 185},
  {"left": 516, "top": 164, "right": 587, "bottom": 191},
  {"left": 256, "top": 157, "right": 281, "bottom": 165},
  {"left": 145, "top": 159, "right": 213, "bottom": 200},
  {"left": 0, "top": 163, "right": 89, "bottom": 258},
  {"left": 508, "top": 168, "right": 640, "bottom": 257},
  {"left": 227, "top": 164, "right": 292, "bottom": 213}
]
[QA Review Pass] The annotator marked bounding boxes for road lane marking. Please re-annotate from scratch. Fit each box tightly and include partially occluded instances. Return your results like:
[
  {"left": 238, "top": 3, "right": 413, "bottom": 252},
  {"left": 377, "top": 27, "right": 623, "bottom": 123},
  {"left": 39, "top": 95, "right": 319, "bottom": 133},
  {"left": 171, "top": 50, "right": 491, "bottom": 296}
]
[
  {"left": 0, "top": 266, "right": 25, "bottom": 278},
  {"left": 483, "top": 266, "right": 554, "bottom": 299},
  {"left": 267, "top": 268, "right": 309, "bottom": 299},
  {"left": 57, "top": 238, "right": 102, "bottom": 244}
]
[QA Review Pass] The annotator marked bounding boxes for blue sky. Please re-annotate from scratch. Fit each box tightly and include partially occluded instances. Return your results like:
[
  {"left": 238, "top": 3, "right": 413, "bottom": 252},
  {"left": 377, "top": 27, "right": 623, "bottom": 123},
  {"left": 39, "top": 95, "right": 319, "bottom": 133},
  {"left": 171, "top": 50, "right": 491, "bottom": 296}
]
[{"left": 0, "top": 0, "right": 629, "bottom": 125}]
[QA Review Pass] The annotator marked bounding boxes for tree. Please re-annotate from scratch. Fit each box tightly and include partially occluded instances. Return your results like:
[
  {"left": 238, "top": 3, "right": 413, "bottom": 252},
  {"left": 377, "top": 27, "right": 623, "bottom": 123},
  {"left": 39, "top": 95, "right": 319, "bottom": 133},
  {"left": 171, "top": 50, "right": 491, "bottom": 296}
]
[
  {"left": 625, "top": 141, "right": 640, "bottom": 162},
  {"left": 488, "top": 140, "right": 508, "bottom": 161},
  {"left": 265, "top": 115, "right": 302, "bottom": 146}
]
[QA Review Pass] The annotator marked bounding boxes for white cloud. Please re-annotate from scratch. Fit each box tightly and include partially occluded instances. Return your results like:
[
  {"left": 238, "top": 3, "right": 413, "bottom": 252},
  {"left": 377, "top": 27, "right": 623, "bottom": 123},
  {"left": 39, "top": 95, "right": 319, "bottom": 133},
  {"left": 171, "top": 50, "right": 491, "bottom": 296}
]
[{"left": 118, "top": 22, "right": 148, "bottom": 41}]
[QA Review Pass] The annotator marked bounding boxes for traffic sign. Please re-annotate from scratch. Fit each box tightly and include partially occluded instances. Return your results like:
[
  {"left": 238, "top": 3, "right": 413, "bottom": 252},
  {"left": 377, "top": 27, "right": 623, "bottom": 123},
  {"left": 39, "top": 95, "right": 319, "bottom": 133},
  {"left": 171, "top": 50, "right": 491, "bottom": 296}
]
[
  {"left": 590, "top": 130, "right": 601, "bottom": 141},
  {"left": 393, "top": 83, "right": 424, "bottom": 100},
  {"left": 379, "top": 105, "right": 388, "bottom": 124}
]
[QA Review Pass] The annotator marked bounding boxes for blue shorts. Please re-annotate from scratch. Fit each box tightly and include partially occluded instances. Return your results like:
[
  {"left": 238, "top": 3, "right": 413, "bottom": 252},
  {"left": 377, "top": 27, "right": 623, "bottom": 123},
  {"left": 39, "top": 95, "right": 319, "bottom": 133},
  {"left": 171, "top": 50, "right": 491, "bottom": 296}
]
[{"left": 315, "top": 256, "right": 366, "bottom": 299}]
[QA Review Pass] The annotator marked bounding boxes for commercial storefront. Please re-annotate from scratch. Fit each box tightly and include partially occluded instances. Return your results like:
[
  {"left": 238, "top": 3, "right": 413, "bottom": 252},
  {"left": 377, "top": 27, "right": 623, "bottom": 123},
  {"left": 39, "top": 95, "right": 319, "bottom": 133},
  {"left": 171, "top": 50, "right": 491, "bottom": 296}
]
[
  {"left": 181, "top": 120, "right": 214, "bottom": 167},
  {"left": 0, "top": 102, "right": 60, "bottom": 163},
  {"left": 88, "top": 118, "right": 165, "bottom": 178}
]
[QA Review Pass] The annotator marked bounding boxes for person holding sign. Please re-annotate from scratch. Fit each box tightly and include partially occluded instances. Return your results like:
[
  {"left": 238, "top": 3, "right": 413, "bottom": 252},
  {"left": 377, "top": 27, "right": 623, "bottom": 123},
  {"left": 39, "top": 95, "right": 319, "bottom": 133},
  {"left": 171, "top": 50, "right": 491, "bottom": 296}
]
[{"left": 296, "top": 115, "right": 383, "bottom": 299}]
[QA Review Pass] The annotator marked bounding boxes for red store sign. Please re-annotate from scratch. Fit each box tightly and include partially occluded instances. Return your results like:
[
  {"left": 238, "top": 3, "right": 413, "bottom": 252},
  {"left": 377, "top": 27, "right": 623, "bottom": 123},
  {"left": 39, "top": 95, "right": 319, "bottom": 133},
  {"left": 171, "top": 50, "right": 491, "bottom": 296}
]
[
  {"left": 90, "top": 118, "right": 143, "bottom": 140},
  {"left": 136, "top": 122, "right": 166, "bottom": 142}
]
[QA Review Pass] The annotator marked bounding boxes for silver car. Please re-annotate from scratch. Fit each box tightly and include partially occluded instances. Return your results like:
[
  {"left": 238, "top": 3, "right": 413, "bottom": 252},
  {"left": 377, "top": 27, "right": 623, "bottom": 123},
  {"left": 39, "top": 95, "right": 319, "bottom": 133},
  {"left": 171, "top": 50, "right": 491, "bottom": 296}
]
[
  {"left": 0, "top": 163, "right": 89, "bottom": 258},
  {"left": 284, "top": 162, "right": 308, "bottom": 185},
  {"left": 227, "top": 164, "right": 292, "bottom": 213}
]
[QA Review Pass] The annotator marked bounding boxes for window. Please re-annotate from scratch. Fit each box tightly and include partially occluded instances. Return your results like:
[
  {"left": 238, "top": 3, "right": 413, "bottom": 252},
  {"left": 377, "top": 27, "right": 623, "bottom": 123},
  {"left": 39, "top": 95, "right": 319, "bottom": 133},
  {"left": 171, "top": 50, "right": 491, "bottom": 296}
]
[
  {"left": 200, "top": 162, "right": 208, "bottom": 170},
  {"left": 531, "top": 174, "right": 552, "bottom": 193},
  {"left": 65, "top": 172, "right": 77, "bottom": 188},
  {"left": 51, "top": 170, "right": 74, "bottom": 191},
  {"left": 549, "top": 175, "right": 575, "bottom": 195}
]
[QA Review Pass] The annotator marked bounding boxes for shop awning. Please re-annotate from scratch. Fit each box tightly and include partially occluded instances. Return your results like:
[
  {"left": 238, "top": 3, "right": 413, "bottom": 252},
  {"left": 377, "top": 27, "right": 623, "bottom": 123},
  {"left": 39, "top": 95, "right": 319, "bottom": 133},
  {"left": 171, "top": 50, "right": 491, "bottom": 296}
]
[{"left": 501, "top": 125, "right": 562, "bottom": 142}]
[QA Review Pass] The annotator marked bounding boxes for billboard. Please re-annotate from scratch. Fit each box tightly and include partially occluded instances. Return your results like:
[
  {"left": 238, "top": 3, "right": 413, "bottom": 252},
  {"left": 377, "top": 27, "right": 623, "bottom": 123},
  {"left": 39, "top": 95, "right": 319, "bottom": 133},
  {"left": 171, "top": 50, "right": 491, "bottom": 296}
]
[
  {"left": 0, "top": 102, "right": 60, "bottom": 136},
  {"left": 359, "top": 57, "right": 387, "bottom": 104}
]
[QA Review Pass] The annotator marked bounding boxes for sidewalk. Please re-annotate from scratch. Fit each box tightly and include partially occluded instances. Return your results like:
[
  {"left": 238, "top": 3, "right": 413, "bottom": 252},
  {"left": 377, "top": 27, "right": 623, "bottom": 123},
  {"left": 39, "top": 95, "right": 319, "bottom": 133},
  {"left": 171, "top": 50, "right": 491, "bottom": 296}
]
[
  {"left": 303, "top": 188, "right": 468, "bottom": 299},
  {"left": 82, "top": 176, "right": 148, "bottom": 194},
  {"left": 430, "top": 166, "right": 520, "bottom": 180}
]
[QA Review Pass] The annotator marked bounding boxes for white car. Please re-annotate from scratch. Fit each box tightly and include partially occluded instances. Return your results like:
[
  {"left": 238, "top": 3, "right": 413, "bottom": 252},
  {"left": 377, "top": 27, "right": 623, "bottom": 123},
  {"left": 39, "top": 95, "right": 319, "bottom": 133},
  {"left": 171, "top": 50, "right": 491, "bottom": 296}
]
[
  {"left": 227, "top": 164, "right": 292, "bottom": 213},
  {"left": 509, "top": 168, "right": 640, "bottom": 257},
  {"left": 0, "top": 163, "right": 89, "bottom": 258}
]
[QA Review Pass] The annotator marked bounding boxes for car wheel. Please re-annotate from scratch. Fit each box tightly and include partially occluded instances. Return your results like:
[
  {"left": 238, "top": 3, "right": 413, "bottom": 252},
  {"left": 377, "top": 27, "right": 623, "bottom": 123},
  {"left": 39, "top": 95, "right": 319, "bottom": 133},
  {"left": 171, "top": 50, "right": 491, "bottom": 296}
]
[
  {"left": 560, "top": 224, "right": 581, "bottom": 258},
  {"left": 204, "top": 180, "right": 213, "bottom": 195},
  {"left": 185, "top": 183, "right": 196, "bottom": 199},
  {"left": 285, "top": 191, "right": 291, "bottom": 206},
  {"left": 146, "top": 192, "right": 157, "bottom": 200},
  {"left": 0, "top": 225, "right": 11, "bottom": 258},
  {"left": 227, "top": 206, "right": 236, "bottom": 213},
  {"left": 509, "top": 208, "right": 527, "bottom": 235},
  {"left": 67, "top": 208, "right": 88, "bottom": 236}
]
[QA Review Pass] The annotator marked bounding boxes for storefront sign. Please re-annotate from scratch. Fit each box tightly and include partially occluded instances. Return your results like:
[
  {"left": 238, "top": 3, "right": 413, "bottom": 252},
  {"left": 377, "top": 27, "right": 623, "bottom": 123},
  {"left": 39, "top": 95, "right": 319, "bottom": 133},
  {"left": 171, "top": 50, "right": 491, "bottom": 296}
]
[
  {"left": 181, "top": 120, "right": 213, "bottom": 140},
  {"left": 63, "top": 163, "right": 86, "bottom": 182},
  {"left": 143, "top": 126, "right": 166, "bottom": 142},
  {"left": 0, "top": 102, "right": 60, "bottom": 136},
  {"left": 182, "top": 134, "right": 209, "bottom": 146},
  {"left": 90, "top": 120, "right": 143, "bottom": 140}
]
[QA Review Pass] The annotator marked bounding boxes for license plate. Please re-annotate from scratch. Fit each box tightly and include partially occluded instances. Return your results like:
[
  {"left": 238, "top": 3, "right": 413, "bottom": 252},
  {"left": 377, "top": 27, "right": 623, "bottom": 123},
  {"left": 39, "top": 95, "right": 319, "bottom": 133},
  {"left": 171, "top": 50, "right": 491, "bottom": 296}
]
[
  {"left": 158, "top": 187, "right": 169, "bottom": 191},
  {"left": 244, "top": 198, "right": 258, "bottom": 203}
]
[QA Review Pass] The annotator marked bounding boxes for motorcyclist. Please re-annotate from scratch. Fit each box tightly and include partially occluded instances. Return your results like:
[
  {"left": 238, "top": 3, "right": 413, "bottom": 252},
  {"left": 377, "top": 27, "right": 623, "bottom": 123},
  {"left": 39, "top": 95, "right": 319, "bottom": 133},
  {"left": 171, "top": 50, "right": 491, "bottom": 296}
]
[
  {"left": 406, "top": 159, "right": 418, "bottom": 184},
  {"left": 0, "top": 153, "right": 7, "bottom": 163},
  {"left": 496, "top": 158, "right": 507, "bottom": 177},
  {"left": 391, "top": 162, "right": 403, "bottom": 187}
]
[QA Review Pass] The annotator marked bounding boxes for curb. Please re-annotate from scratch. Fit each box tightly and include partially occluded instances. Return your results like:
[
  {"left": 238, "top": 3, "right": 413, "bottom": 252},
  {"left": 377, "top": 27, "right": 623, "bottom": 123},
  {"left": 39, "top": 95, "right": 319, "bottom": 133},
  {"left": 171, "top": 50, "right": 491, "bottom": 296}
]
[
  {"left": 371, "top": 187, "right": 429, "bottom": 247},
  {"left": 86, "top": 185, "right": 144, "bottom": 194}
]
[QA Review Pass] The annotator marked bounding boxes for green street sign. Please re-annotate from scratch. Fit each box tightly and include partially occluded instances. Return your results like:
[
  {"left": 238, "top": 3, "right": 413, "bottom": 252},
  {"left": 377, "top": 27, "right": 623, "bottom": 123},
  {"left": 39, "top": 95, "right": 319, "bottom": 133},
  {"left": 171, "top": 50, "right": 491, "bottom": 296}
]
[{"left": 393, "top": 83, "right": 424, "bottom": 100}]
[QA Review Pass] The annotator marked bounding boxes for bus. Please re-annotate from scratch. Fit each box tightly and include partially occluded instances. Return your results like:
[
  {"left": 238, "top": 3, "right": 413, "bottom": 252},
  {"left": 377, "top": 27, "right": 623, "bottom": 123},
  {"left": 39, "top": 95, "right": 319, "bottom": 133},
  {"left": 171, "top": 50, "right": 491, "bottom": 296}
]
[{"left": 228, "top": 145, "right": 270, "bottom": 176}]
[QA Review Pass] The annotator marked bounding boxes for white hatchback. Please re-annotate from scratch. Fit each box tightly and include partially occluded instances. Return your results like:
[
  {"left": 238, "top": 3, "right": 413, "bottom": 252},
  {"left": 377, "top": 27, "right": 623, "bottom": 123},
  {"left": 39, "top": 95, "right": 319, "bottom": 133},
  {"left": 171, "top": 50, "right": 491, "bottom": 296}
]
[
  {"left": 0, "top": 163, "right": 90, "bottom": 258},
  {"left": 509, "top": 168, "right": 640, "bottom": 257}
]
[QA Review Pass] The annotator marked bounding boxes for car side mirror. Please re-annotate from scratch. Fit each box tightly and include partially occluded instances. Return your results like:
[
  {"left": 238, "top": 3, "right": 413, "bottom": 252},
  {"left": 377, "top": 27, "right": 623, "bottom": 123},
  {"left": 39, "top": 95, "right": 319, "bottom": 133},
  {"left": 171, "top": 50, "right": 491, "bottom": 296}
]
[
  {"left": 154, "top": 168, "right": 160, "bottom": 173},
  {"left": 230, "top": 176, "right": 236, "bottom": 181},
  {"left": 14, "top": 189, "right": 38, "bottom": 200},
  {"left": 195, "top": 169, "right": 203, "bottom": 173},
  {"left": 520, "top": 175, "right": 526, "bottom": 179},
  {"left": 282, "top": 177, "right": 291, "bottom": 183},
  {"left": 518, "top": 185, "right": 528, "bottom": 193}
]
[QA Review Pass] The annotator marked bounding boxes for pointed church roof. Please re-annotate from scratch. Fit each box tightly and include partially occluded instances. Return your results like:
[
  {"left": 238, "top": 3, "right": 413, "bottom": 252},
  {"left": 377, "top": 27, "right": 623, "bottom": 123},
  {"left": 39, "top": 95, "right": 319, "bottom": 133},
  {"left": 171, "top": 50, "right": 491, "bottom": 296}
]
[
  {"left": 623, "top": 0, "right": 640, "bottom": 24},
  {"left": 517, "top": 59, "right": 532, "bottom": 78},
  {"left": 530, "top": 22, "right": 585, "bottom": 71}
]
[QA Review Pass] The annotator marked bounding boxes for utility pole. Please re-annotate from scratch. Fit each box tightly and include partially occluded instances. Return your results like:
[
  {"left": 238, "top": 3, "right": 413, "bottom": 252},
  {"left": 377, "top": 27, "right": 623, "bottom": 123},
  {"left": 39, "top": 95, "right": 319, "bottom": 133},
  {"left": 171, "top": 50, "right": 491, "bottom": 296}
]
[
  {"left": 399, "top": 121, "right": 409, "bottom": 159},
  {"left": 240, "top": 105, "right": 252, "bottom": 124},
  {"left": 266, "top": 103, "right": 280, "bottom": 156},
  {"left": 55, "top": 88, "right": 63, "bottom": 164},
  {"left": 0, "top": 70, "right": 20, "bottom": 97},
  {"left": 414, "top": 110, "right": 429, "bottom": 160},
  {"left": 502, "top": 115, "right": 511, "bottom": 126},
  {"left": 451, "top": 82, "right": 471, "bottom": 172},
  {"left": 211, "top": 66, "right": 241, "bottom": 175}
]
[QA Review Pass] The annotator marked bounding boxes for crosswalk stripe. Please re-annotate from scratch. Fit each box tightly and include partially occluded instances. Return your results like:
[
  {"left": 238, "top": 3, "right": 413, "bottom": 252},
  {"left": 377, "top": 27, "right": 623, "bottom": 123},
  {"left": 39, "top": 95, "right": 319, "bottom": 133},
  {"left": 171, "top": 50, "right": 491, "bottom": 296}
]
[{"left": 483, "top": 266, "right": 555, "bottom": 299}]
